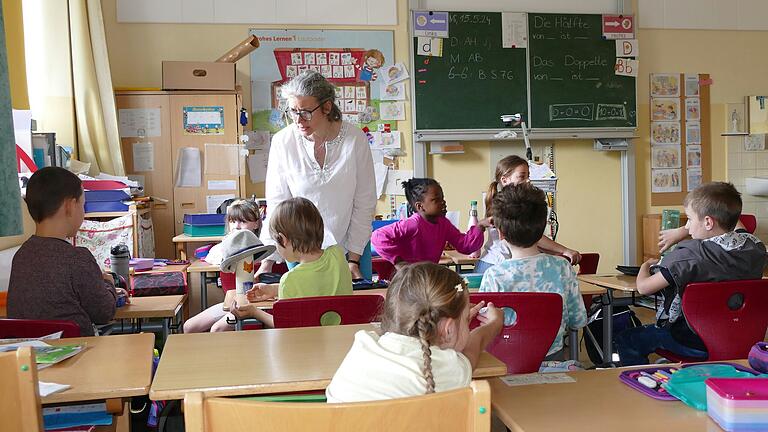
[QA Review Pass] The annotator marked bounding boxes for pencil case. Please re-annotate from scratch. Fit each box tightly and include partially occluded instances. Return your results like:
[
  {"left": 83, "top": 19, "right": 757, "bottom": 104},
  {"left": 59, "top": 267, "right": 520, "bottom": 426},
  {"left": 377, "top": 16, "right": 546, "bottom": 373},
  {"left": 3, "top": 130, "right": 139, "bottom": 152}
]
[{"left": 748, "top": 342, "right": 768, "bottom": 373}]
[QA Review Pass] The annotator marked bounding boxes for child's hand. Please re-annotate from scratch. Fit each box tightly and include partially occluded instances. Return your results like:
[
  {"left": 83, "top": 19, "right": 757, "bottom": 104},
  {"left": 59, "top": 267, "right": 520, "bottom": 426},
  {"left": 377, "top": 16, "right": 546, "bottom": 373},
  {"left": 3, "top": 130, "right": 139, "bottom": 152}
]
[
  {"left": 115, "top": 287, "right": 131, "bottom": 304},
  {"left": 477, "top": 302, "right": 503, "bottom": 333},
  {"left": 469, "top": 301, "right": 486, "bottom": 322},
  {"left": 658, "top": 226, "right": 688, "bottom": 253},
  {"left": 246, "top": 283, "right": 277, "bottom": 301},
  {"left": 563, "top": 249, "right": 582, "bottom": 265},
  {"left": 476, "top": 217, "right": 492, "bottom": 229},
  {"left": 640, "top": 258, "right": 659, "bottom": 274}
]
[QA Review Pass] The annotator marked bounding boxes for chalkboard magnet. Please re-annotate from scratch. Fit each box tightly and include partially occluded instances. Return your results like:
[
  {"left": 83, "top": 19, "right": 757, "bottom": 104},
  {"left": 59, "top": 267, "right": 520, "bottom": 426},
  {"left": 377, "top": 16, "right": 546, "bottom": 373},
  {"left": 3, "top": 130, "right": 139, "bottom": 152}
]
[
  {"left": 418, "top": 80, "right": 427, "bottom": 84},
  {"left": 423, "top": 58, "right": 430, "bottom": 65},
  {"left": 418, "top": 69, "right": 427, "bottom": 73}
]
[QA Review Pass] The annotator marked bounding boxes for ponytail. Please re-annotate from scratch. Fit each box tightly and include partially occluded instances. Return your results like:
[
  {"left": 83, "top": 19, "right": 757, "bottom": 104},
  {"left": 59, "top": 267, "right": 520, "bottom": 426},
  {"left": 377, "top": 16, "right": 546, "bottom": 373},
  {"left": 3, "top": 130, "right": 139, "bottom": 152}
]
[{"left": 485, "top": 180, "right": 499, "bottom": 218}]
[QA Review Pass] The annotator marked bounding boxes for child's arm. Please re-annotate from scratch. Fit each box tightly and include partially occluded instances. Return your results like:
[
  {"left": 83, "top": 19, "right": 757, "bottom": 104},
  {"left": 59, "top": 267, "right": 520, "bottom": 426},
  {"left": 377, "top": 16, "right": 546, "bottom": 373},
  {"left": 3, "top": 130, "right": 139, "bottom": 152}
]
[
  {"left": 230, "top": 301, "right": 275, "bottom": 328},
  {"left": 636, "top": 258, "right": 668, "bottom": 295},
  {"left": 658, "top": 226, "right": 689, "bottom": 253},
  {"left": 444, "top": 218, "right": 486, "bottom": 255},
  {"left": 536, "top": 236, "right": 581, "bottom": 265},
  {"left": 370, "top": 218, "right": 418, "bottom": 264},
  {"left": 461, "top": 302, "right": 503, "bottom": 369},
  {"left": 246, "top": 283, "right": 279, "bottom": 301},
  {"left": 75, "top": 250, "right": 117, "bottom": 324}
]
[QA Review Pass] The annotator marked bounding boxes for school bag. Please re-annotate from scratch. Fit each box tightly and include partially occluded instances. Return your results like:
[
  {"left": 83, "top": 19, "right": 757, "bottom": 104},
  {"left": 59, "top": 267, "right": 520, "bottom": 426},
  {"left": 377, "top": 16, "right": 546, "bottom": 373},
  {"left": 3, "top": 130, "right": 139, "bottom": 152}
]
[
  {"left": 130, "top": 271, "right": 187, "bottom": 297},
  {"left": 582, "top": 302, "right": 641, "bottom": 365}
]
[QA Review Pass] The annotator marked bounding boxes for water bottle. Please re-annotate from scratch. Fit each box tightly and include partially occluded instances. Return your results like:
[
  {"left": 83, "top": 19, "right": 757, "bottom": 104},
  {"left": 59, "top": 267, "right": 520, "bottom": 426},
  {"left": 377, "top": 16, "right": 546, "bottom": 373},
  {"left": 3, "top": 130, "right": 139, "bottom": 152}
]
[
  {"left": 468, "top": 200, "right": 481, "bottom": 258},
  {"left": 110, "top": 244, "right": 131, "bottom": 285}
]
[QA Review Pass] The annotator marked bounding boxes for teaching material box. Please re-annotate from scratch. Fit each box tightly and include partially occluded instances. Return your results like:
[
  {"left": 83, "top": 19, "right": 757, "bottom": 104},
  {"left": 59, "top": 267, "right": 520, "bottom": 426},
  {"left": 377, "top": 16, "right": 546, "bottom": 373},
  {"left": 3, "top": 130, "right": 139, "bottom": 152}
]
[{"left": 162, "top": 61, "right": 236, "bottom": 91}]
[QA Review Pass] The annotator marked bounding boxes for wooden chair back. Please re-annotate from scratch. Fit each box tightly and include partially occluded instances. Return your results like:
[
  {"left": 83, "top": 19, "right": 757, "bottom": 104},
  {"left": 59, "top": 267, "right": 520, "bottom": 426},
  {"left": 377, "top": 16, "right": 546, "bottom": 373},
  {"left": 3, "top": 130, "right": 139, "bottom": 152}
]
[
  {"left": 0, "top": 347, "right": 44, "bottom": 432},
  {"left": 184, "top": 380, "right": 491, "bottom": 432}
]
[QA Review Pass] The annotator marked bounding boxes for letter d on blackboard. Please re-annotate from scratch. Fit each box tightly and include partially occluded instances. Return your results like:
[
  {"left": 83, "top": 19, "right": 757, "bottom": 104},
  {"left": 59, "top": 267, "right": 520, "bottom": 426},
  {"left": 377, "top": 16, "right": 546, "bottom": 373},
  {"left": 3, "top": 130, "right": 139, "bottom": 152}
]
[{"left": 421, "top": 38, "right": 433, "bottom": 54}]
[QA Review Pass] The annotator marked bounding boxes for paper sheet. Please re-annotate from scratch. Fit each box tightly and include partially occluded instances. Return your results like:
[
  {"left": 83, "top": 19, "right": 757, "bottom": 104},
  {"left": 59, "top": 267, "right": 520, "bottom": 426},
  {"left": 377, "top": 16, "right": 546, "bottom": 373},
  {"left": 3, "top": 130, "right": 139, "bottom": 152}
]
[
  {"left": 502, "top": 12, "right": 528, "bottom": 48},
  {"left": 206, "top": 194, "right": 236, "bottom": 214},
  {"left": 380, "top": 81, "right": 407, "bottom": 101},
  {"left": 118, "top": 108, "right": 161, "bottom": 137},
  {"left": 12, "top": 109, "right": 33, "bottom": 172},
  {"left": 207, "top": 180, "right": 237, "bottom": 191},
  {"left": 383, "top": 169, "right": 413, "bottom": 195},
  {"left": 374, "top": 162, "right": 389, "bottom": 198},
  {"left": 370, "top": 131, "right": 402, "bottom": 150},
  {"left": 39, "top": 381, "right": 71, "bottom": 397},
  {"left": 132, "top": 142, "right": 154, "bottom": 172},
  {"left": 175, "top": 147, "right": 202, "bottom": 187},
  {"left": 247, "top": 153, "right": 269, "bottom": 183},
  {"left": 381, "top": 63, "right": 409, "bottom": 85},
  {"left": 416, "top": 37, "right": 443, "bottom": 57},
  {"left": 500, "top": 373, "right": 576, "bottom": 386},
  {"left": 244, "top": 130, "right": 271, "bottom": 150},
  {"left": 204, "top": 144, "right": 242, "bottom": 176},
  {"left": 380, "top": 102, "right": 406, "bottom": 121}
]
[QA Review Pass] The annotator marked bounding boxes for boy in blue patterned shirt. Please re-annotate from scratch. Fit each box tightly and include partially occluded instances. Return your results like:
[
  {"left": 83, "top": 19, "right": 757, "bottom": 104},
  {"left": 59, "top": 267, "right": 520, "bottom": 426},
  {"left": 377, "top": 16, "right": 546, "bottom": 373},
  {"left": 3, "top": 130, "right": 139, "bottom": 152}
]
[{"left": 480, "top": 183, "right": 586, "bottom": 357}]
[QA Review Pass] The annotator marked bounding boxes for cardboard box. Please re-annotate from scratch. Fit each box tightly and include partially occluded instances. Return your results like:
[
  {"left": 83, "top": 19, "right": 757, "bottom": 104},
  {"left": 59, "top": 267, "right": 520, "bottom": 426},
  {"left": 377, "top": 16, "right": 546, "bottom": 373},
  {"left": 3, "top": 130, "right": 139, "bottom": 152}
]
[{"left": 162, "top": 61, "right": 235, "bottom": 91}]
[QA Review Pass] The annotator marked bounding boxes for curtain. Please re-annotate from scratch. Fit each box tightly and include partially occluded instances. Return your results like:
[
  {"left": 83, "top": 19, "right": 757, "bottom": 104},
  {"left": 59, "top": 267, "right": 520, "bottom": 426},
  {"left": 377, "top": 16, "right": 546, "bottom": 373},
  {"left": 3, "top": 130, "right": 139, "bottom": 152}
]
[
  {"left": 69, "top": 0, "right": 124, "bottom": 176},
  {"left": 0, "top": 2, "right": 24, "bottom": 237}
]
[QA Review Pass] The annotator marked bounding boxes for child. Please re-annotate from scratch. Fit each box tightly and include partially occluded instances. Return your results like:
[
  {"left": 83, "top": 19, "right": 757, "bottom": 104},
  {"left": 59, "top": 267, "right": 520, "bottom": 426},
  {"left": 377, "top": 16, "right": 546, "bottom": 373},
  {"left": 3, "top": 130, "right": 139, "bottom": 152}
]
[
  {"left": 476, "top": 155, "right": 581, "bottom": 273},
  {"left": 372, "top": 178, "right": 491, "bottom": 267},
  {"left": 7, "top": 167, "right": 127, "bottom": 336},
  {"left": 479, "top": 183, "right": 586, "bottom": 358},
  {"left": 231, "top": 197, "right": 352, "bottom": 328},
  {"left": 183, "top": 199, "right": 263, "bottom": 333},
  {"left": 326, "top": 262, "right": 503, "bottom": 402},
  {"left": 616, "top": 182, "right": 766, "bottom": 366}
]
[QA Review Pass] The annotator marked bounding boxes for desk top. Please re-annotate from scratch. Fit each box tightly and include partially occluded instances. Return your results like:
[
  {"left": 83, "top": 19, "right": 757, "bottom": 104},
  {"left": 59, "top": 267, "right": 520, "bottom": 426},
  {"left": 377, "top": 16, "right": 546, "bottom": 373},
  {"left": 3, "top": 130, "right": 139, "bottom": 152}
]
[
  {"left": 172, "top": 234, "right": 224, "bottom": 243},
  {"left": 443, "top": 250, "right": 479, "bottom": 265},
  {"left": 577, "top": 274, "right": 638, "bottom": 292},
  {"left": 150, "top": 323, "right": 507, "bottom": 400},
  {"left": 40, "top": 333, "right": 155, "bottom": 404},
  {"left": 490, "top": 360, "right": 748, "bottom": 432},
  {"left": 130, "top": 263, "right": 190, "bottom": 275},
  {"left": 115, "top": 295, "right": 186, "bottom": 320},
  {"left": 186, "top": 259, "right": 220, "bottom": 273}
]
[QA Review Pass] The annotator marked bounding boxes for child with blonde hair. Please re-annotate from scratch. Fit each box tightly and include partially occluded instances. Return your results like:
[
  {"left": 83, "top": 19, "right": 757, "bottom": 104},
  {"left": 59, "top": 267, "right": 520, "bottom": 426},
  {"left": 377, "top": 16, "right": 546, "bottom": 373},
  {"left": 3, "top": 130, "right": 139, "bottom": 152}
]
[
  {"left": 326, "top": 262, "right": 502, "bottom": 402},
  {"left": 476, "top": 155, "right": 581, "bottom": 273}
]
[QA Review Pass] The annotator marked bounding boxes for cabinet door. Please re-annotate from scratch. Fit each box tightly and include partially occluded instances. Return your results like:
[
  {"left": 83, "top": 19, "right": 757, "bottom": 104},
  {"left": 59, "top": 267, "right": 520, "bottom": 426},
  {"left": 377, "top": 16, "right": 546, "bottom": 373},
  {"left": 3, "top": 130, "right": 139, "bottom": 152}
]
[
  {"left": 116, "top": 93, "right": 176, "bottom": 259},
  {"left": 170, "top": 94, "right": 241, "bottom": 234}
]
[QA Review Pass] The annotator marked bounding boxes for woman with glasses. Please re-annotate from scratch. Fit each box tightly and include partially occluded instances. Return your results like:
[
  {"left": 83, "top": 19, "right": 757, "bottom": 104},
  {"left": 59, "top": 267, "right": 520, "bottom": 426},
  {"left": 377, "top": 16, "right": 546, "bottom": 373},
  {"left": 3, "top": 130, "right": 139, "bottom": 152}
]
[{"left": 256, "top": 70, "right": 376, "bottom": 280}]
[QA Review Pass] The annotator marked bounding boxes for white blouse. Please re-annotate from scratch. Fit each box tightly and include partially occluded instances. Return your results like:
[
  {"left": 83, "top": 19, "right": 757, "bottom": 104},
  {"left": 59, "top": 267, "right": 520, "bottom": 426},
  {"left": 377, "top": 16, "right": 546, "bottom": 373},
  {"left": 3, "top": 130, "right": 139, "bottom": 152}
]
[
  {"left": 261, "top": 121, "right": 376, "bottom": 261},
  {"left": 478, "top": 227, "right": 512, "bottom": 265}
]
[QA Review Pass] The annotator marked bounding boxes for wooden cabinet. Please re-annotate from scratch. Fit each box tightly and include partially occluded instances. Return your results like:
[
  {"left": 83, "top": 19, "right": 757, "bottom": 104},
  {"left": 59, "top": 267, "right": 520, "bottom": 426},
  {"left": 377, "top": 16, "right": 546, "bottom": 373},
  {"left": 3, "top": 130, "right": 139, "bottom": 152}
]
[
  {"left": 642, "top": 213, "right": 688, "bottom": 261},
  {"left": 116, "top": 90, "right": 244, "bottom": 259}
]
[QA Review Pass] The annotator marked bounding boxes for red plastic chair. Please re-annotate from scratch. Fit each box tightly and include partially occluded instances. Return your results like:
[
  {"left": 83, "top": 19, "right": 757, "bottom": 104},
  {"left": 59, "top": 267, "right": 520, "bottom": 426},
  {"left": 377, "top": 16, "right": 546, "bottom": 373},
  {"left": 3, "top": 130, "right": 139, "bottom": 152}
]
[
  {"left": 272, "top": 295, "right": 384, "bottom": 329},
  {"left": 739, "top": 214, "right": 757, "bottom": 234},
  {"left": 273, "top": 262, "right": 289, "bottom": 274},
  {"left": 371, "top": 257, "right": 395, "bottom": 281},
  {"left": 469, "top": 292, "right": 562, "bottom": 374},
  {"left": 577, "top": 253, "right": 600, "bottom": 308},
  {"left": 655, "top": 279, "right": 768, "bottom": 362},
  {"left": 0, "top": 318, "right": 81, "bottom": 338}
]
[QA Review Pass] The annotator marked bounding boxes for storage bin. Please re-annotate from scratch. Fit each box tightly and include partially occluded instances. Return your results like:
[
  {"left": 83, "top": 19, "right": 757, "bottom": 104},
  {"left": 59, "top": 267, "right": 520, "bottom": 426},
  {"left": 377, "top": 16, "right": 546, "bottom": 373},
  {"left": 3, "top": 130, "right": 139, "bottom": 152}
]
[
  {"left": 84, "top": 201, "right": 130, "bottom": 213},
  {"left": 183, "top": 213, "right": 226, "bottom": 226},
  {"left": 82, "top": 180, "right": 128, "bottom": 191},
  {"left": 183, "top": 223, "right": 225, "bottom": 237},
  {"left": 706, "top": 378, "right": 768, "bottom": 431},
  {"left": 85, "top": 190, "right": 131, "bottom": 202}
]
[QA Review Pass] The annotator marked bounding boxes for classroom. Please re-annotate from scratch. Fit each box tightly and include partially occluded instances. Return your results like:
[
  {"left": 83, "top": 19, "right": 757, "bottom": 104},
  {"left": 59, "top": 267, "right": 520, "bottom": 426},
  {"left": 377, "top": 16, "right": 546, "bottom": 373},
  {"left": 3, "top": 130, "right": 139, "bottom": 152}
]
[{"left": 2, "top": 0, "right": 768, "bottom": 430}]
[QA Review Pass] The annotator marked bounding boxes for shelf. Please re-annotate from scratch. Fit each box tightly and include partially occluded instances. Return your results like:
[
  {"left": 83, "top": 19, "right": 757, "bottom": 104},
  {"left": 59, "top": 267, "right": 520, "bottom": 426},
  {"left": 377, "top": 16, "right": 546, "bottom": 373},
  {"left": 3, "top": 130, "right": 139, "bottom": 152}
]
[{"left": 721, "top": 132, "right": 749, "bottom": 137}]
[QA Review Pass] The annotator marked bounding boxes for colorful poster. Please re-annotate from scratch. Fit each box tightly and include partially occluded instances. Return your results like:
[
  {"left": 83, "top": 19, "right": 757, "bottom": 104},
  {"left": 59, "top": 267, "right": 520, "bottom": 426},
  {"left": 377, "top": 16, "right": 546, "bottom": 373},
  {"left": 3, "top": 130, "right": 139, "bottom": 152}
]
[
  {"left": 651, "top": 98, "right": 681, "bottom": 121},
  {"left": 652, "top": 169, "right": 682, "bottom": 193},
  {"left": 182, "top": 106, "right": 224, "bottom": 135},
  {"left": 686, "top": 98, "right": 700, "bottom": 121},
  {"left": 687, "top": 168, "right": 702, "bottom": 191},
  {"left": 686, "top": 145, "right": 702, "bottom": 168},
  {"left": 686, "top": 122, "right": 701, "bottom": 144},
  {"left": 650, "top": 73, "right": 680, "bottom": 97},
  {"left": 685, "top": 74, "right": 700, "bottom": 97},
  {"left": 651, "top": 145, "right": 682, "bottom": 169},
  {"left": 651, "top": 122, "right": 681, "bottom": 145},
  {"left": 249, "top": 30, "right": 394, "bottom": 133}
]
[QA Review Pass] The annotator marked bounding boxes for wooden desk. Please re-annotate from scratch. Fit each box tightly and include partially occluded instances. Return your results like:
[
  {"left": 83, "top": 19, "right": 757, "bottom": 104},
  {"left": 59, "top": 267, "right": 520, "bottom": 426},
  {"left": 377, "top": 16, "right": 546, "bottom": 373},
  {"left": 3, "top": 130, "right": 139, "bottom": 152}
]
[
  {"left": 443, "top": 250, "right": 479, "bottom": 272},
  {"left": 41, "top": 333, "right": 155, "bottom": 431},
  {"left": 172, "top": 234, "right": 223, "bottom": 261},
  {"left": 578, "top": 274, "right": 638, "bottom": 292},
  {"left": 186, "top": 259, "right": 221, "bottom": 310},
  {"left": 115, "top": 294, "right": 186, "bottom": 340},
  {"left": 150, "top": 323, "right": 506, "bottom": 400},
  {"left": 490, "top": 360, "right": 748, "bottom": 432}
]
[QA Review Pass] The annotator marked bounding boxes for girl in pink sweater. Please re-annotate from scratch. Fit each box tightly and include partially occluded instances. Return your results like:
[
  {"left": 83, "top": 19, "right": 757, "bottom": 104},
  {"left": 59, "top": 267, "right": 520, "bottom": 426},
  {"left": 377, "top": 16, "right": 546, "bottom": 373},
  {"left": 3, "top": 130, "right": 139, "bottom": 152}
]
[{"left": 372, "top": 178, "right": 491, "bottom": 267}]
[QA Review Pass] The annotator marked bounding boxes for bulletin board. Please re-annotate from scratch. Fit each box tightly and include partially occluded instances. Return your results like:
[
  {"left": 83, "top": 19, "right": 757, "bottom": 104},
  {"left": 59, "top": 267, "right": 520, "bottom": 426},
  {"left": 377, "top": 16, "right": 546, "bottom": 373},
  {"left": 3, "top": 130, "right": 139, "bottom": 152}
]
[
  {"left": 650, "top": 73, "right": 711, "bottom": 206},
  {"left": 248, "top": 29, "right": 395, "bottom": 133}
]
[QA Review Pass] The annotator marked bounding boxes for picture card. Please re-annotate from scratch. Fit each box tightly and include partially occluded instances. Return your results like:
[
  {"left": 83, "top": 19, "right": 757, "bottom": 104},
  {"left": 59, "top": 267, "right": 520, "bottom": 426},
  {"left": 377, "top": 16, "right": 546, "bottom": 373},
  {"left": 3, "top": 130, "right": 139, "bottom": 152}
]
[
  {"left": 745, "top": 134, "right": 766, "bottom": 151},
  {"left": 650, "top": 73, "right": 680, "bottom": 97},
  {"left": 615, "top": 39, "right": 638, "bottom": 57},
  {"left": 686, "top": 98, "right": 700, "bottom": 121},
  {"left": 651, "top": 98, "right": 681, "bottom": 122},
  {"left": 686, "top": 122, "right": 701, "bottom": 144},
  {"left": 382, "top": 63, "right": 409, "bottom": 85},
  {"left": 615, "top": 58, "right": 638, "bottom": 77},
  {"left": 685, "top": 74, "right": 699, "bottom": 97},
  {"left": 651, "top": 122, "right": 681, "bottom": 146},
  {"left": 380, "top": 101, "right": 406, "bottom": 121},
  {"left": 652, "top": 169, "right": 682, "bottom": 193},
  {"left": 686, "top": 145, "right": 702, "bottom": 168},
  {"left": 651, "top": 145, "right": 682, "bottom": 169},
  {"left": 687, "top": 168, "right": 702, "bottom": 192},
  {"left": 380, "top": 81, "right": 407, "bottom": 101},
  {"left": 416, "top": 37, "right": 443, "bottom": 57}
]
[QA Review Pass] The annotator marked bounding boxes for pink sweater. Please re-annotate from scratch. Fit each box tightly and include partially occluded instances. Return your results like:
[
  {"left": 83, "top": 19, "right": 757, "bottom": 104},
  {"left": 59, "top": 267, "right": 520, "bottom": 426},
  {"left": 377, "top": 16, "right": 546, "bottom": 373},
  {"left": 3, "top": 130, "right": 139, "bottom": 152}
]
[{"left": 371, "top": 214, "right": 484, "bottom": 264}]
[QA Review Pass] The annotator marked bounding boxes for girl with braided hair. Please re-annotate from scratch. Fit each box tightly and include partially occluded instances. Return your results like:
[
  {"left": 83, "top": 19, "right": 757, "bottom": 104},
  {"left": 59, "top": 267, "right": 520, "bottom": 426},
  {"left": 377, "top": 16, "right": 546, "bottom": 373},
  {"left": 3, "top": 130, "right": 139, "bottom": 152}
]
[
  {"left": 326, "top": 262, "right": 502, "bottom": 402},
  {"left": 371, "top": 178, "right": 492, "bottom": 269}
]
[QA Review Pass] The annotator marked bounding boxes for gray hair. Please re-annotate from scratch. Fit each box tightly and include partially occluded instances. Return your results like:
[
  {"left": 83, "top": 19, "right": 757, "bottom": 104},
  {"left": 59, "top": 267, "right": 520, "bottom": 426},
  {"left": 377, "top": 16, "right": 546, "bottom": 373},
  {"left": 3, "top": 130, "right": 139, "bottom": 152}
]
[{"left": 282, "top": 70, "right": 341, "bottom": 122}]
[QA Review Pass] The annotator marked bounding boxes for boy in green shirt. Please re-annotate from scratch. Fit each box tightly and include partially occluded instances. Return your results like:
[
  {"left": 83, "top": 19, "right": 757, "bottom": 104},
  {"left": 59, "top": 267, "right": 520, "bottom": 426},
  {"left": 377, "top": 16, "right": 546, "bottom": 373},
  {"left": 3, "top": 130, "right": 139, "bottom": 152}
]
[{"left": 232, "top": 197, "right": 353, "bottom": 327}]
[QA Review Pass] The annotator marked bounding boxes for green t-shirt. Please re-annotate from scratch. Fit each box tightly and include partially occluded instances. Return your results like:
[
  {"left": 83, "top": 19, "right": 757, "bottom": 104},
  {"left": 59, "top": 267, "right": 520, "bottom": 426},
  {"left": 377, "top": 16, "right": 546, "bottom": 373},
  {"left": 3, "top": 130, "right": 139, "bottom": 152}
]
[{"left": 278, "top": 245, "right": 353, "bottom": 299}]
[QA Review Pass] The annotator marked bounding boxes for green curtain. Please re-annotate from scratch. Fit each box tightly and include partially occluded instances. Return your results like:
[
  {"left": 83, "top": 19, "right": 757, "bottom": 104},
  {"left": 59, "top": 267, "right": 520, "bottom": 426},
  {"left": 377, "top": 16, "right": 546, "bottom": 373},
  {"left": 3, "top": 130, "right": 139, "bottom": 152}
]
[{"left": 0, "top": 3, "right": 23, "bottom": 237}]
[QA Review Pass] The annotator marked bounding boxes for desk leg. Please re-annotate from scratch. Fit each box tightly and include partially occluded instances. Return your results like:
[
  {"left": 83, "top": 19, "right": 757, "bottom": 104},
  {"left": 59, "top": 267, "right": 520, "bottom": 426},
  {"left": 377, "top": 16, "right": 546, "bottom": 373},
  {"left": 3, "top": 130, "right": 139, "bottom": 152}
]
[
  {"left": 162, "top": 318, "right": 170, "bottom": 341},
  {"left": 200, "top": 273, "right": 209, "bottom": 310},
  {"left": 568, "top": 329, "right": 579, "bottom": 361},
  {"left": 178, "top": 243, "right": 186, "bottom": 261},
  {"left": 601, "top": 291, "right": 613, "bottom": 365}
]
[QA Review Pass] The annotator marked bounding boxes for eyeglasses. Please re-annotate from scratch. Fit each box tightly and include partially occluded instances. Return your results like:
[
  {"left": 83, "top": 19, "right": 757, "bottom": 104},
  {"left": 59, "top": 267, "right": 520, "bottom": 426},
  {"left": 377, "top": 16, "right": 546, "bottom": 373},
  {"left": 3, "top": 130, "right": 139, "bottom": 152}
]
[{"left": 284, "top": 99, "right": 329, "bottom": 122}]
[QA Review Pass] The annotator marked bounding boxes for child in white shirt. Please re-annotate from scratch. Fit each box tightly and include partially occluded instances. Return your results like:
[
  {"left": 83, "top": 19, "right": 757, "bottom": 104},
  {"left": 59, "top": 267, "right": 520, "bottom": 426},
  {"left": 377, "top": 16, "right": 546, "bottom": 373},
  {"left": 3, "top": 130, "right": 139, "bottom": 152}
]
[{"left": 326, "top": 262, "right": 503, "bottom": 403}]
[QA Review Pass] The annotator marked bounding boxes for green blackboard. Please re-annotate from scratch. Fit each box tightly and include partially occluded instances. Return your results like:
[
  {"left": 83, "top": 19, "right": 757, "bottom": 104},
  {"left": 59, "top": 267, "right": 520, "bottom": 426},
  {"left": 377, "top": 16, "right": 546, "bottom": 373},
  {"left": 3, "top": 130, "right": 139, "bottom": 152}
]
[
  {"left": 412, "top": 11, "right": 636, "bottom": 131},
  {"left": 527, "top": 13, "right": 636, "bottom": 129},
  {"left": 414, "top": 12, "right": 528, "bottom": 130}
]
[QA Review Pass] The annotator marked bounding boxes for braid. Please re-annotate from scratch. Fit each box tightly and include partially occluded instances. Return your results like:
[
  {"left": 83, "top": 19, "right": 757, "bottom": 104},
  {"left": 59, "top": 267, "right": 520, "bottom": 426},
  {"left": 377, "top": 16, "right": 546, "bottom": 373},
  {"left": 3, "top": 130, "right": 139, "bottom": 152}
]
[
  {"left": 416, "top": 314, "right": 436, "bottom": 394},
  {"left": 402, "top": 178, "right": 440, "bottom": 216}
]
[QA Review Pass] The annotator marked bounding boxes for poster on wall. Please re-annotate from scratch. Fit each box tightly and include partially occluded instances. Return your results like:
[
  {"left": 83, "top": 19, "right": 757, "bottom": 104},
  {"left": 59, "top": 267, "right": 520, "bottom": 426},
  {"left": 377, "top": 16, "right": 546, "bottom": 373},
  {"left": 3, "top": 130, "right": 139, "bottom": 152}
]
[
  {"left": 651, "top": 121, "right": 681, "bottom": 146},
  {"left": 183, "top": 106, "right": 225, "bottom": 135},
  {"left": 651, "top": 98, "right": 681, "bottom": 122},
  {"left": 249, "top": 30, "right": 395, "bottom": 133},
  {"left": 652, "top": 168, "right": 682, "bottom": 193},
  {"left": 650, "top": 73, "right": 680, "bottom": 97}
]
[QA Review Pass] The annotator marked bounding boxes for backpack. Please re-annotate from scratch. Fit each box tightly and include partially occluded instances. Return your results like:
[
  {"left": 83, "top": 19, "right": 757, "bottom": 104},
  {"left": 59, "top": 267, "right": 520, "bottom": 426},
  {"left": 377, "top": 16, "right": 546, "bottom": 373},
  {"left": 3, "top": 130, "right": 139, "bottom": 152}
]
[{"left": 582, "top": 302, "right": 642, "bottom": 365}]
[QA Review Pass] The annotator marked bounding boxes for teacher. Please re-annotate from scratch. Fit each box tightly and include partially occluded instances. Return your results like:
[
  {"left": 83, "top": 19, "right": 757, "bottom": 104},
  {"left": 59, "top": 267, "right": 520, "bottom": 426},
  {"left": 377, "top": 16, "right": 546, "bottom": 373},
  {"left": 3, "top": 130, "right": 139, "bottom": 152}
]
[{"left": 257, "top": 70, "right": 376, "bottom": 279}]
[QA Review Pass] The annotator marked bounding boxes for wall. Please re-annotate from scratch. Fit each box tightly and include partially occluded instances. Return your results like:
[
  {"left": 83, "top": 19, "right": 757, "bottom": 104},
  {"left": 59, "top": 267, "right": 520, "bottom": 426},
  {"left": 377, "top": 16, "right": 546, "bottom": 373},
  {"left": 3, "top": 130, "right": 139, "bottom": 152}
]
[{"left": 727, "top": 137, "right": 768, "bottom": 240}]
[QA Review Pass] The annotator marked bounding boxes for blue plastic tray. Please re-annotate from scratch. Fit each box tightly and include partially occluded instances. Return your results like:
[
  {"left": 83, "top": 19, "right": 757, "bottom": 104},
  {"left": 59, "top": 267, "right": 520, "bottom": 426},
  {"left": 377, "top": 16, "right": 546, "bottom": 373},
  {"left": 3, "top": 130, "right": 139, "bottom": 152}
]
[
  {"left": 85, "top": 190, "right": 130, "bottom": 202},
  {"left": 84, "top": 201, "right": 129, "bottom": 213},
  {"left": 183, "top": 213, "right": 226, "bottom": 226}
]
